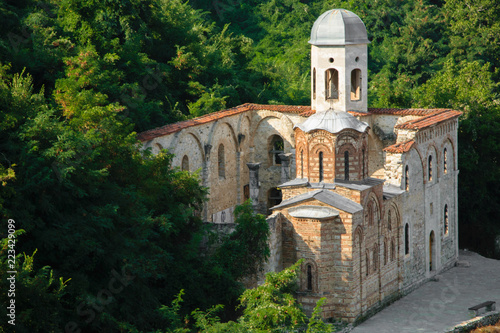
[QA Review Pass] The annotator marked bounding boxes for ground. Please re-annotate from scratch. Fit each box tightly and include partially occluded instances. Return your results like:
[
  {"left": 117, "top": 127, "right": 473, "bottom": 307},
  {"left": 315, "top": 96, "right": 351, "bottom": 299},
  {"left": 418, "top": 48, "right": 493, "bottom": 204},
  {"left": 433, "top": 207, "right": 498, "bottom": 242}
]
[{"left": 351, "top": 250, "right": 500, "bottom": 333}]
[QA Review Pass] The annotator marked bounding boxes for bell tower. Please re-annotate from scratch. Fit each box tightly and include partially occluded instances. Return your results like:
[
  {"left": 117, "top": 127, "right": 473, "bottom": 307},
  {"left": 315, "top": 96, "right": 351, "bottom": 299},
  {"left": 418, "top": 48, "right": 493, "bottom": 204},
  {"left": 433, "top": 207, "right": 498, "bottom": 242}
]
[{"left": 309, "top": 9, "right": 369, "bottom": 113}]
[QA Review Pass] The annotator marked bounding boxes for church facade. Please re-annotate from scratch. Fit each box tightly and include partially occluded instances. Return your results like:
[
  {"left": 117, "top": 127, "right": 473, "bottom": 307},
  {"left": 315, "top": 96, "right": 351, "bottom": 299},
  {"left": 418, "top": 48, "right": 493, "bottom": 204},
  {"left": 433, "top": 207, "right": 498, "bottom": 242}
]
[{"left": 138, "top": 9, "right": 461, "bottom": 322}]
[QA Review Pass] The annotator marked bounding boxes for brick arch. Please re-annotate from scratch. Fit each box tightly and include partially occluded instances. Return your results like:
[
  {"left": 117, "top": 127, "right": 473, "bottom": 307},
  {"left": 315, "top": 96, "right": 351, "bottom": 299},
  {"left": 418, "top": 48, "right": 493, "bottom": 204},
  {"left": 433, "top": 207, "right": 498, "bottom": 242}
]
[
  {"left": 176, "top": 131, "right": 205, "bottom": 161},
  {"left": 386, "top": 202, "right": 401, "bottom": 233},
  {"left": 249, "top": 111, "right": 294, "bottom": 147},
  {"left": 300, "top": 259, "right": 319, "bottom": 293},
  {"left": 209, "top": 121, "right": 238, "bottom": 152},
  {"left": 335, "top": 142, "right": 357, "bottom": 180},
  {"left": 404, "top": 146, "right": 425, "bottom": 190},
  {"left": 236, "top": 114, "right": 252, "bottom": 149},
  {"left": 309, "top": 143, "right": 334, "bottom": 182},
  {"left": 364, "top": 191, "right": 381, "bottom": 227},
  {"left": 354, "top": 225, "right": 364, "bottom": 246},
  {"left": 440, "top": 135, "right": 456, "bottom": 172},
  {"left": 425, "top": 143, "right": 439, "bottom": 182}
]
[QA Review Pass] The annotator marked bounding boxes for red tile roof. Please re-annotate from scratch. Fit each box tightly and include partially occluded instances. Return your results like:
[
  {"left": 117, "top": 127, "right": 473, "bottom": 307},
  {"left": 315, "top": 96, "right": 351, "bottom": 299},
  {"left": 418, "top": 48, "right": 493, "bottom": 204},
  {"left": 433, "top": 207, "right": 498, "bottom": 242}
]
[
  {"left": 298, "top": 108, "right": 442, "bottom": 117},
  {"left": 137, "top": 103, "right": 312, "bottom": 142},
  {"left": 137, "top": 104, "right": 462, "bottom": 142},
  {"left": 383, "top": 140, "right": 416, "bottom": 153},
  {"left": 368, "top": 108, "right": 448, "bottom": 116},
  {"left": 395, "top": 109, "right": 462, "bottom": 130}
]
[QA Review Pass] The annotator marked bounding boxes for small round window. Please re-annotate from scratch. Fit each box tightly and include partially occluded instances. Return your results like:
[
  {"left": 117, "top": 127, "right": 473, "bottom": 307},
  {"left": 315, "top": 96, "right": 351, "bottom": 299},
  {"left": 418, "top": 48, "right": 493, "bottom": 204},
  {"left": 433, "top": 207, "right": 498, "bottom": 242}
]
[
  {"left": 355, "top": 56, "right": 359, "bottom": 62},
  {"left": 329, "top": 57, "right": 334, "bottom": 63}
]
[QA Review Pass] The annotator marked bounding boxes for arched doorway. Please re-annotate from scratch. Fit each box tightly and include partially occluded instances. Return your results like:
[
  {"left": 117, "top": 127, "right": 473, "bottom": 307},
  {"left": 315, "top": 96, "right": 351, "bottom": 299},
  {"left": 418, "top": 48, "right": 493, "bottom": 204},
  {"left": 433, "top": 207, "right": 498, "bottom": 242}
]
[{"left": 429, "top": 231, "right": 436, "bottom": 271}]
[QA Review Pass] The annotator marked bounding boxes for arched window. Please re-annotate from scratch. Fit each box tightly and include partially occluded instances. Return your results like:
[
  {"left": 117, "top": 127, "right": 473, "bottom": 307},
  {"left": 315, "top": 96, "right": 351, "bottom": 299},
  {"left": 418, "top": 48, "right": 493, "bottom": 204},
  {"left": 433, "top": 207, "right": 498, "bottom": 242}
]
[
  {"left": 444, "top": 204, "right": 449, "bottom": 235},
  {"left": 405, "top": 165, "right": 409, "bottom": 191},
  {"left": 218, "top": 144, "right": 225, "bottom": 179},
  {"left": 373, "top": 245, "right": 378, "bottom": 272},
  {"left": 325, "top": 69, "right": 339, "bottom": 100},
  {"left": 344, "top": 151, "right": 349, "bottom": 180},
  {"left": 181, "top": 155, "right": 189, "bottom": 172},
  {"left": 384, "top": 240, "right": 388, "bottom": 265},
  {"left": 313, "top": 68, "right": 316, "bottom": 99},
  {"left": 269, "top": 135, "right": 284, "bottom": 165},
  {"left": 443, "top": 148, "right": 448, "bottom": 174},
  {"left": 388, "top": 210, "right": 392, "bottom": 231},
  {"left": 319, "top": 151, "right": 324, "bottom": 182},
  {"left": 405, "top": 223, "right": 410, "bottom": 255},
  {"left": 428, "top": 155, "right": 433, "bottom": 182},
  {"left": 300, "top": 149, "right": 304, "bottom": 178},
  {"left": 307, "top": 264, "right": 313, "bottom": 291},
  {"left": 391, "top": 239, "right": 396, "bottom": 261},
  {"left": 362, "top": 148, "right": 366, "bottom": 178},
  {"left": 366, "top": 251, "right": 370, "bottom": 276},
  {"left": 351, "top": 69, "right": 361, "bottom": 101}
]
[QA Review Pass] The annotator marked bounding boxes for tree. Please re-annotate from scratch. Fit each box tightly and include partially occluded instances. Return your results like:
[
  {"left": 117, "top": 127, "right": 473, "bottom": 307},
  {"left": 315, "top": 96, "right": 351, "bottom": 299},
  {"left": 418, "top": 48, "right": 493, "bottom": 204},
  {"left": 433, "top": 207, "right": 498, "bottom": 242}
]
[{"left": 160, "top": 260, "right": 334, "bottom": 332}]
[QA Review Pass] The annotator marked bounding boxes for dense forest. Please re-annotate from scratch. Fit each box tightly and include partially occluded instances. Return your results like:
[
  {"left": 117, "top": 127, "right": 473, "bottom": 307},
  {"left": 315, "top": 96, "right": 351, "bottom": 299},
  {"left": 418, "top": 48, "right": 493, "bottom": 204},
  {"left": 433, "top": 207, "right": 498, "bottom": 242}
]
[{"left": 1, "top": 0, "right": 499, "bottom": 331}]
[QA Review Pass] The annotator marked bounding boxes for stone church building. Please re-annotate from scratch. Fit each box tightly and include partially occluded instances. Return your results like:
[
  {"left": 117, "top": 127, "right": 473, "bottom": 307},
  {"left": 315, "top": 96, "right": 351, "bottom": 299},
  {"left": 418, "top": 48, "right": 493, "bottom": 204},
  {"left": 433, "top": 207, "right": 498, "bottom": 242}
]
[{"left": 138, "top": 9, "right": 461, "bottom": 322}]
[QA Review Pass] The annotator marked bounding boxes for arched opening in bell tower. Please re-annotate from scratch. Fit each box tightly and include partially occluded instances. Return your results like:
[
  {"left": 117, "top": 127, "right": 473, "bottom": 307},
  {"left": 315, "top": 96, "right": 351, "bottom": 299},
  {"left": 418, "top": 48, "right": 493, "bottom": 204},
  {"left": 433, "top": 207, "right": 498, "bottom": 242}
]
[
  {"left": 351, "top": 69, "right": 361, "bottom": 101},
  {"left": 325, "top": 69, "right": 339, "bottom": 100}
]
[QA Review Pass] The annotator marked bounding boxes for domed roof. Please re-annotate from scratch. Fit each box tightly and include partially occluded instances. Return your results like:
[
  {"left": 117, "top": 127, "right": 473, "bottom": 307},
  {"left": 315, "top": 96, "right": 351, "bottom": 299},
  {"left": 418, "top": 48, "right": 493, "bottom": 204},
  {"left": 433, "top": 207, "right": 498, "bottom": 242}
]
[
  {"left": 294, "top": 109, "right": 369, "bottom": 134},
  {"left": 309, "top": 9, "right": 370, "bottom": 46}
]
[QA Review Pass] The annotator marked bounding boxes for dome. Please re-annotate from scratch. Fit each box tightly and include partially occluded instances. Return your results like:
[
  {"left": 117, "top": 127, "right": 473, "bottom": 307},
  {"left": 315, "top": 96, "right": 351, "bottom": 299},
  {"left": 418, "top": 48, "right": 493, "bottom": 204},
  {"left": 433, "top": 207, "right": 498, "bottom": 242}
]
[
  {"left": 309, "top": 9, "right": 370, "bottom": 46},
  {"left": 294, "top": 109, "right": 369, "bottom": 134}
]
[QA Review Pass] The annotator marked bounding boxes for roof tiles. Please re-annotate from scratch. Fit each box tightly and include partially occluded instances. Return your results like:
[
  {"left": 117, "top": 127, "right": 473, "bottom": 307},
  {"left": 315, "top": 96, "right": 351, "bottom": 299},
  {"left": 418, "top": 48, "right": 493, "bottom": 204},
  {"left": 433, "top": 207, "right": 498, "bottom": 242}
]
[
  {"left": 383, "top": 140, "right": 416, "bottom": 153},
  {"left": 137, "top": 104, "right": 461, "bottom": 142},
  {"left": 137, "top": 103, "right": 311, "bottom": 142},
  {"left": 395, "top": 109, "right": 462, "bottom": 130}
]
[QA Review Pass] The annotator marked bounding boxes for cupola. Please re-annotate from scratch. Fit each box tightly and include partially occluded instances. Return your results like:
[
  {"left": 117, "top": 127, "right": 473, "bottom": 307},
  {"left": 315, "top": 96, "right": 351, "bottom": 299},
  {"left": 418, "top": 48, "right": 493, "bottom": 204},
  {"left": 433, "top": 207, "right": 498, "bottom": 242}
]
[{"left": 310, "top": 9, "right": 369, "bottom": 113}]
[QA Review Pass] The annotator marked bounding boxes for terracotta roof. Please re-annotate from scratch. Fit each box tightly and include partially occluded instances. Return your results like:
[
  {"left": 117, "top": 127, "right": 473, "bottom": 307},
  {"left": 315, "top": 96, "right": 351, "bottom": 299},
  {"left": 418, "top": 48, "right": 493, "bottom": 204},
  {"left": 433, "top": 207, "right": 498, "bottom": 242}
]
[
  {"left": 368, "top": 108, "right": 449, "bottom": 116},
  {"left": 138, "top": 103, "right": 312, "bottom": 142},
  {"left": 348, "top": 111, "right": 371, "bottom": 117},
  {"left": 383, "top": 140, "right": 416, "bottom": 153},
  {"left": 395, "top": 109, "right": 462, "bottom": 130}
]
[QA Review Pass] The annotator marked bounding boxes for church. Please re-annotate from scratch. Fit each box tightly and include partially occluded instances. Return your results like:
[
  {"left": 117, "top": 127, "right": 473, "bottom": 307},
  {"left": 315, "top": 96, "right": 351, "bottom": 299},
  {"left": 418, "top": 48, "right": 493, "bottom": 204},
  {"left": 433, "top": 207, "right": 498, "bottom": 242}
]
[{"left": 138, "top": 9, "right": 461, "bottom": 322}]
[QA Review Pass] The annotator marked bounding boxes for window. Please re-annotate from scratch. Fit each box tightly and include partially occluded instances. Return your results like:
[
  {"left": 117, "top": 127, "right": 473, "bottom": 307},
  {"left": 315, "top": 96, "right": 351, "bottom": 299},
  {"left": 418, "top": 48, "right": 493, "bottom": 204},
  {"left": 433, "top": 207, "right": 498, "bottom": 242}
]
[
  {"left": 373, "top": 245, "right": 378, "bottom": 272},
  {"left": 313, "top": 68, "right": 316, "bottom": 99},
  {"left": 405, "top": 165, "right": 409, "bottom": 191},
  {"left": 351, "top": 69, "right": 361, "bottom": 101},
  {"left": 428, "top": 155, "right": 433, "bottom": 182},
  {"left": 269, "top": 135, "right": 284, "bottom": 165},
  {"left": 325, "top": 69, "right": 339, "bottom": 100},
  {"left": 307, "top": 264, "right": 313, "bottom": 291},
  {"left": 243, "top": 184, "right": 250, "bottom": 201},
  {"left": 384, "top": 240, "right": 388, "bottom": 265},
  {"left": 362, "top": 148, "right": 366, "bottom": 178},
  {"left": 388, "top": 210, "right": 392, "bottom": 231},
  {"left": 344, "top": 151, "right": 349, "bottom": 180},
  {"left": 444, "top": 205, "right": 449, "bottom": 235},
  {"left": 319, "top": 151, "right": 324, "bottom": 182},
  {"left": 181, "top": 155, "right": 189, "bottom": 172},
  {"left": 405, "top": 223, "right": 410, "bottom": 255},
  {"left": 444, "top": 148, "right": 448, "bottom": 174},
  {"left": 391, "top": 239, "right": 396, "bottom": 261},
  {"left": 300, "top": 149, "right": 304, "bottom": 178},
  {"left": 366, "top": 251, "right": 370, "bottom": 276},
  {"left": 218, "top": 144, "right": 225, "bottom": 179}
]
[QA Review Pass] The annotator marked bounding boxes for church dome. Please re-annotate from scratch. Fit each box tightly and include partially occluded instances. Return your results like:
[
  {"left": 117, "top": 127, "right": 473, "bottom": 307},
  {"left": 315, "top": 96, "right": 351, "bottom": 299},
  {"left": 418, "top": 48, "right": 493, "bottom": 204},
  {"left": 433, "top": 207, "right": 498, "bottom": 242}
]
[
  {"left": 309, "top": 9, "right": 370, "bottom": 46},
  {"left": 294, "top": 109, "right": 369, "bottom": 134}
]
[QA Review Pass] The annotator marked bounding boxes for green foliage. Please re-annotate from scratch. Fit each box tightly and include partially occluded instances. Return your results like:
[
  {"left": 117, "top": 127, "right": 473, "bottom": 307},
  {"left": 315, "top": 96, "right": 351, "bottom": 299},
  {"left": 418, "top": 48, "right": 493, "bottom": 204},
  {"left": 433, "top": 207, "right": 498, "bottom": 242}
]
[
  {"left": 238, "top": 260, "right": 307, "bottom": 332},
  {"left": 0, "top": 232, "right": 70, "bottom": 331},
  {"left": 159, "top": 261, "right": 334, "bottom": 332}
]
